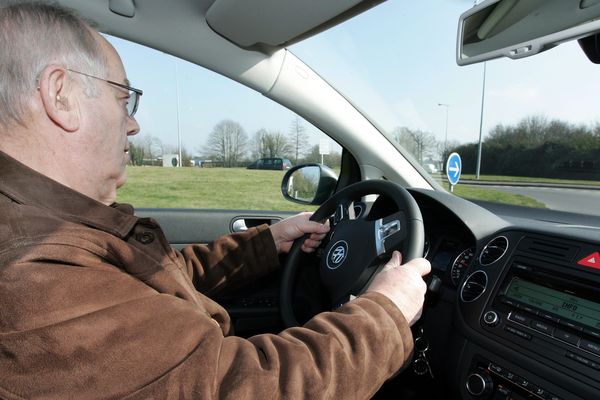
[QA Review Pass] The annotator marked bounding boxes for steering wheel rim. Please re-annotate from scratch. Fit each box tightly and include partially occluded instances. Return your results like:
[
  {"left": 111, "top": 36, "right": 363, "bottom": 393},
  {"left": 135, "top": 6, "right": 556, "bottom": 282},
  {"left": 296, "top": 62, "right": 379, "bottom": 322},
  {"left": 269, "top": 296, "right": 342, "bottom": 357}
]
[{"left": 280, "top": 180, "right": 425, "bottom": 327}]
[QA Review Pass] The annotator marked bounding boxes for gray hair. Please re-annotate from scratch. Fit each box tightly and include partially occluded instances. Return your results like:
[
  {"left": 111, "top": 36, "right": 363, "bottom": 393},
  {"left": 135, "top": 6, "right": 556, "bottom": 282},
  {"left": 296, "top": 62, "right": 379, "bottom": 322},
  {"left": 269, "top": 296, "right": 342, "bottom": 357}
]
[{"left": 0, "top": 1, "right": 107, "bottom": 129}]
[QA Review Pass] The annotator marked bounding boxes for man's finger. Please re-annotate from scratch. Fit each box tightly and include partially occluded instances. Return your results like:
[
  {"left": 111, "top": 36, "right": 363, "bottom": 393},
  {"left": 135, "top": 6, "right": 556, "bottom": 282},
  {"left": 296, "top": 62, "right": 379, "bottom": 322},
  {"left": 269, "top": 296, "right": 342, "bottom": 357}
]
[{"left": 403, "top": 257, "right": 431, "bottom": 277}]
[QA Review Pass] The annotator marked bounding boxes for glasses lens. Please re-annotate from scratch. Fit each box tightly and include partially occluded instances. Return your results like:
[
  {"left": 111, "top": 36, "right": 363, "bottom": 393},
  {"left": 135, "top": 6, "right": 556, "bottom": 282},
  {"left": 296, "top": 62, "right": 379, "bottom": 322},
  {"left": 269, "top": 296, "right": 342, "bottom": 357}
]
[{"left": 127, "top": 91, "right": 138, "bottom": 117}]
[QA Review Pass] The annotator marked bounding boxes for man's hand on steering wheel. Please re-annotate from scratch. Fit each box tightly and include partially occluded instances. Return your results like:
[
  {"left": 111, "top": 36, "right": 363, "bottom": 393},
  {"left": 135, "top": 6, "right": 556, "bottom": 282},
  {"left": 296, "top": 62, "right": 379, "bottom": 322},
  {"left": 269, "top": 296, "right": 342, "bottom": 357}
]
[
  {"left": 270, "top": 212, "right": 330, "bottom": 254},
  {"left": 366, "top": 251, "right": 431, "bottom": 326}
]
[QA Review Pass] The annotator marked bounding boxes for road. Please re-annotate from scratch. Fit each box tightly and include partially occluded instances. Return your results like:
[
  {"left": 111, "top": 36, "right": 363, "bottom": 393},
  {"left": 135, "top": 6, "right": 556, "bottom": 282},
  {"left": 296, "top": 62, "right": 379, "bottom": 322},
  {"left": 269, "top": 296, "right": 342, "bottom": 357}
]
[{"left": 480, "top": 185, "right": 600, "bottom": 214}]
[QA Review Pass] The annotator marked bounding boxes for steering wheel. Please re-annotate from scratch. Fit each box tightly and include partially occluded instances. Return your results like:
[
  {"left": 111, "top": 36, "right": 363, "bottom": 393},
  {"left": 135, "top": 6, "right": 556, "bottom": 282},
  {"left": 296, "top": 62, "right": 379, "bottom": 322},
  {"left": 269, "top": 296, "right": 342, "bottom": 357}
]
[{"left": 280, "top": 180, "right": 425, "bottom": 327}]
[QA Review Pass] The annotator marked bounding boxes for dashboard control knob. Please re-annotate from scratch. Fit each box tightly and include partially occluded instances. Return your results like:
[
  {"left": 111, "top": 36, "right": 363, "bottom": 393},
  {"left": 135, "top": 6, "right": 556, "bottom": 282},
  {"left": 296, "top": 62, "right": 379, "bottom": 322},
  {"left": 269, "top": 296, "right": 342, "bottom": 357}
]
[
  {"left": 466, "top": 369, "right": 493, "bottom": 397},
  {"left": 483, "top": 310, "right": 499, "bottom": 326}
]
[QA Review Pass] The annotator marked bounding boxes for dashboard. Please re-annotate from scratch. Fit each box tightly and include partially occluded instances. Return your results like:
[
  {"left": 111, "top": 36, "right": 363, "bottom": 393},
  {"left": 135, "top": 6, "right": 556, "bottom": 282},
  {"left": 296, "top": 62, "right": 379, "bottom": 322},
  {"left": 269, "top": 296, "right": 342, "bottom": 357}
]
[{"left": 408, "top": 188, "right": 600, "bottom": 400}]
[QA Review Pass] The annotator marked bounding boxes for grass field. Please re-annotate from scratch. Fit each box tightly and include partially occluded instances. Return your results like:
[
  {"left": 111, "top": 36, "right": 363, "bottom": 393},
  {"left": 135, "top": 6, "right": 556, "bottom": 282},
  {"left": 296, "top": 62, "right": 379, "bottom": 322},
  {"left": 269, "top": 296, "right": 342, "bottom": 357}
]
[
  {"left": 118, "top": 166, "right": 547, "bottom": 210},
  {"left": 460, "top": 174, "right": 600, "bottom": 186},
  {"left": 118, "top": 167, "right": 315, "bottom": 211},
  {"left": 452, "top": 185, "right": 545, "bottom": 208}
]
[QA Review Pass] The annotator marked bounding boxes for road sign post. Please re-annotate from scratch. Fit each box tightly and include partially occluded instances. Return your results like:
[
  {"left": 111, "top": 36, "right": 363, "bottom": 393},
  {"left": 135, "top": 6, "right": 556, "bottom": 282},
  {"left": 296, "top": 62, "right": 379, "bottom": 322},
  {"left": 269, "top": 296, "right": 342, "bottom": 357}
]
[
  {"left": 446, "top": 152, "right": 462, "bottom": 192},
  {"left": 319, "top": 139, "right": 330, "bottom": 165}
]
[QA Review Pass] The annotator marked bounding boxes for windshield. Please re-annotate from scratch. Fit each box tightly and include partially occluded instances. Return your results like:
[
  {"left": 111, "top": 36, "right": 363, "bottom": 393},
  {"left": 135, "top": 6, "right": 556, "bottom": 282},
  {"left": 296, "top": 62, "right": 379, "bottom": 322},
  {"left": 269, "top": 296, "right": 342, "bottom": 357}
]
[{"left": 291, "top": 1, "right": 600, "bottom": 217}]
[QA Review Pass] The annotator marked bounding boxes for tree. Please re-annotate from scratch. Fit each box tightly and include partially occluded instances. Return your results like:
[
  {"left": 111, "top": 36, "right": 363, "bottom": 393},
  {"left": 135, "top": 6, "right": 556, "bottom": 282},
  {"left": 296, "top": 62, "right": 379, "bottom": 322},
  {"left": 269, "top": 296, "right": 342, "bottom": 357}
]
[
  {"left": 288, "top": 116, "right": 310, "bottom": 164},
  {"left": 128, "top": 134, "right": 163, "bottom": 166},
  {"left": 251, "top": 129, "right": 269, "bottom": 160},
  {"left": 205, "top": 119, "right": 248, "bottom": 167},
  {"left": 391, "top": 127, "right": 437, "bottom": 164},
  {"left": 453, "top": 115, "right": 600, "bottom": 179},
  {"left": 437, "top": 139, "right": 461, "bottom": 167},
  {"left": 264, "top": 130, "right": 291, "bottom": 158},
  {"left": 251, "top": 128, "right": 291, "bottom": 159}
]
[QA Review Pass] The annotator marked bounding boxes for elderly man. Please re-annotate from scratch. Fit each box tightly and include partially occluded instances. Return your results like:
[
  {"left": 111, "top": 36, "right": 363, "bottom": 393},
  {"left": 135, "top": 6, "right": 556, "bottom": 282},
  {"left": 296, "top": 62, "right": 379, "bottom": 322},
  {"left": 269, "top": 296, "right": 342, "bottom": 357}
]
[{"left": 0, "top": 2, "right": 431, "bottom": 399}]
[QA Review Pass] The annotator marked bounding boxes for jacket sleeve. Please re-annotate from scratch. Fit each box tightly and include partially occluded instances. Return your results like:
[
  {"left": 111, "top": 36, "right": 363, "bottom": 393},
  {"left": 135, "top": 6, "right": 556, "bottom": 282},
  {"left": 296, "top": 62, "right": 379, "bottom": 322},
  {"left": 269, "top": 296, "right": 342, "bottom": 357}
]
[
  {"left": 0, "top": 224, "right": 413, "bottom": 399},
  {"left": 179, "top": 224, "right": 280, "bottom": 296},
  {"left": 138, "top": 291, "right": 416, "bottom": 400}
]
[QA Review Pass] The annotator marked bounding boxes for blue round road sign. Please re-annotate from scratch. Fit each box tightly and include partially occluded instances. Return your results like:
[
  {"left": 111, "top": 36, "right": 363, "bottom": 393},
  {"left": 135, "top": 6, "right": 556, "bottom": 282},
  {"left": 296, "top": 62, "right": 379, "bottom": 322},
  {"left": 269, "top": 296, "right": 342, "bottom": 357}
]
[{"left": 446, "top": 152, "right": 462, "bottom": 186}]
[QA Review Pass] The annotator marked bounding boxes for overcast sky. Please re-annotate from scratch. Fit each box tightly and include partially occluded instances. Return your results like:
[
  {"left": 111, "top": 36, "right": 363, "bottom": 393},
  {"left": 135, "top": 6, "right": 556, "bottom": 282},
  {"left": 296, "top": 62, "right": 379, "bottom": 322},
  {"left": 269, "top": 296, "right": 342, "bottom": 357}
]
[{"left": 108, "top": 0, "right": 600, "bottom": 155}]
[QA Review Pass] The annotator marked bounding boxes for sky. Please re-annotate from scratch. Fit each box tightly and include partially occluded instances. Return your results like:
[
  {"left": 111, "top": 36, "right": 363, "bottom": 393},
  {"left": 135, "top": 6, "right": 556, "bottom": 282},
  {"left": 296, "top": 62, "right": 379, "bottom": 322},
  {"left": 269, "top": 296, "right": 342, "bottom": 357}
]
[{"left": 107, "top": 0, "right": 600, "bottom": 157}]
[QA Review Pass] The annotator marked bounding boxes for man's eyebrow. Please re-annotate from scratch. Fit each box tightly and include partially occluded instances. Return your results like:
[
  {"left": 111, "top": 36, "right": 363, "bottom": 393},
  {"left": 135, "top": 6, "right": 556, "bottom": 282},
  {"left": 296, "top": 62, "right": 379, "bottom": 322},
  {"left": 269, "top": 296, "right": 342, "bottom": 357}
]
[{"left": 124, "top": 78, "right": 131, "bottom": 86}]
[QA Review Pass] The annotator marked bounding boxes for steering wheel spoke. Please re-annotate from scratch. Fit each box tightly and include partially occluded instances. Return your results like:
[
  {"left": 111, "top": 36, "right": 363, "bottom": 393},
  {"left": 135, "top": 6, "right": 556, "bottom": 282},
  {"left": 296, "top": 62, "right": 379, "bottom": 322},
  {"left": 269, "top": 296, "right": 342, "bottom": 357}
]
[{"left": 374, "top": 211, "right": 406, "bottom": 256}]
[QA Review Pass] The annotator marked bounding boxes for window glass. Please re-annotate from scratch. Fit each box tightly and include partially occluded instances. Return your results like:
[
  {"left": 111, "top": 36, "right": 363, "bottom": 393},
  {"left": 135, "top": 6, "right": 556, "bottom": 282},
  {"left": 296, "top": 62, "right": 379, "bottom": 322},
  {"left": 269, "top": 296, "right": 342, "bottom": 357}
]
[
  {"left": 291, "top": 1, "right": 600, "bottom": 216},
  {"left": 109, "top": 35, "right": 340, "bottom": 210}
]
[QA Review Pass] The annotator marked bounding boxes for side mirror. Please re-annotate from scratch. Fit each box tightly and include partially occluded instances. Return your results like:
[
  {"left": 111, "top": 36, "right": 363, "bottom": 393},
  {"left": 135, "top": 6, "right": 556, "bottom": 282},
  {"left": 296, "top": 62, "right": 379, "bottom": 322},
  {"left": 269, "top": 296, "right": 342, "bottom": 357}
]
[{"left": 281, "top": 164, "right": 338, "bottom": 205}]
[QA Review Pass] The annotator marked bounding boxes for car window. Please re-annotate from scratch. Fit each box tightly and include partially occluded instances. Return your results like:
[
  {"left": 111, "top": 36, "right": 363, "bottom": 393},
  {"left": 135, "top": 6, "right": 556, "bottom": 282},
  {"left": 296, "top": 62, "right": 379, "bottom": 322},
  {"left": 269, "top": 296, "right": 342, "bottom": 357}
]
[
  {"left": 110, "top": 36, "right": 341, "bottom": 211},
  {"left": 291, "top": 1, "right": 600, "bottom": 217}
]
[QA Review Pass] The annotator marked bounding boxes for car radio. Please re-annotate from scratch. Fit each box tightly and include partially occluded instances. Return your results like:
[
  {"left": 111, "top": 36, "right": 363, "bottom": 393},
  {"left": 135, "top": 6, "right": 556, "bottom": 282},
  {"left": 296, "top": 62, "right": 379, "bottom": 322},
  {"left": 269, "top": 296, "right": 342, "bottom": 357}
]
[{"left": 481, "top": 255, "right": 600, "bottom": 387}]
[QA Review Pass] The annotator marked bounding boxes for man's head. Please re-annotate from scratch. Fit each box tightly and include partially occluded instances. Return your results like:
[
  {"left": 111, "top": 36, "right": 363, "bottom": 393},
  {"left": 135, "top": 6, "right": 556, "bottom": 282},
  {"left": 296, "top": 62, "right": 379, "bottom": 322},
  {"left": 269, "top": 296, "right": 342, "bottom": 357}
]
[{"left": 0, "top": 1, "right": 140, "bottom": 205}]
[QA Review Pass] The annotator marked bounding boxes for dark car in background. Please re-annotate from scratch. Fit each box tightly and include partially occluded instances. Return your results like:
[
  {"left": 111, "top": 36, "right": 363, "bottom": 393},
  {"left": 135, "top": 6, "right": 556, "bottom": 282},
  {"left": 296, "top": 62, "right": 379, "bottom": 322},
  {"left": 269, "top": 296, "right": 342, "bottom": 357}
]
[{"left": 246, "top": 157, "right": 292, "bottom": 170}]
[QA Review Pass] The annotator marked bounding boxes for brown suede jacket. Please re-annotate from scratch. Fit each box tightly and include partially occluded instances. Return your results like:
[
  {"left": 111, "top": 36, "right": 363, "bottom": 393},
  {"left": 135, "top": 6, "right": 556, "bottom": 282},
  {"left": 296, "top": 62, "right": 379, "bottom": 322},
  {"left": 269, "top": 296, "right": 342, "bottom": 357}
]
[{"left": 0, "top": 151, "right": 414, "bottom": 399}]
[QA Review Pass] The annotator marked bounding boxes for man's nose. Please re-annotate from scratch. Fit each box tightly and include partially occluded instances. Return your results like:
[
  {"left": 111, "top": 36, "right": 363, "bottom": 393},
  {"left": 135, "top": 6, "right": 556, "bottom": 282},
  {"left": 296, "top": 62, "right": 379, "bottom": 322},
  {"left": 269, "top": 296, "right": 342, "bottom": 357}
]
[{"left": 127, "top": 116, "right": 140, "bottom": 136}]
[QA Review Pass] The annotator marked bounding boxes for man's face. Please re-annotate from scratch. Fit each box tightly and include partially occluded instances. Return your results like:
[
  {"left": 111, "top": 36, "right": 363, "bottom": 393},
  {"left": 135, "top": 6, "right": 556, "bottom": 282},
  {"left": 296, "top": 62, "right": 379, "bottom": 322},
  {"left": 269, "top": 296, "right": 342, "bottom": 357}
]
[{"left": 75, "top": 33, "right": 140, "bottom": 205}]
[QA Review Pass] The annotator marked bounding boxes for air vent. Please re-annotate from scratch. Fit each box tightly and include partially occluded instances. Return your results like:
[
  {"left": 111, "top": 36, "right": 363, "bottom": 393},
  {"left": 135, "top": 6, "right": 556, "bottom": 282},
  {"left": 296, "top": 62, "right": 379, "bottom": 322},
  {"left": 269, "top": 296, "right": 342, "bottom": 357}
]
[
  {"left": 460, "top": 271, "right": 488, "bottom": 302},
  {"left": 479, "top": 236, "right": 509, "bottom": 266},
  {"left": 517, "top": 237, "right": 578, "bottom": 262}
]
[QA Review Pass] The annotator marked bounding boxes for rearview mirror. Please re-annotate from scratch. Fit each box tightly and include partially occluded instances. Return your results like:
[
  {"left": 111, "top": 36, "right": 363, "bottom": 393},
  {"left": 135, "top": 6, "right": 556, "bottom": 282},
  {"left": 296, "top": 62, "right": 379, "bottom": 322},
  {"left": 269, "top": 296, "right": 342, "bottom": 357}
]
[
  {"left": 457, "top": 0, "right": 600, "bottom": 66},
  {"left": 281, "top": 164, "right": 338, "bottom": 205}
]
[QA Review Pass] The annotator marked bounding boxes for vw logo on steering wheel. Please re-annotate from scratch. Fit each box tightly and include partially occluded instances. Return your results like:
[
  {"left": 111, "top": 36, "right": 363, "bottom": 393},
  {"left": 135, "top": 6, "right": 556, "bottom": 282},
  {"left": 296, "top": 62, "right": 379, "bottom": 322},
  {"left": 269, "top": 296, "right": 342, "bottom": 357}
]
[{"left": 326, "top": 240, "right": 348, "bottom": 270}]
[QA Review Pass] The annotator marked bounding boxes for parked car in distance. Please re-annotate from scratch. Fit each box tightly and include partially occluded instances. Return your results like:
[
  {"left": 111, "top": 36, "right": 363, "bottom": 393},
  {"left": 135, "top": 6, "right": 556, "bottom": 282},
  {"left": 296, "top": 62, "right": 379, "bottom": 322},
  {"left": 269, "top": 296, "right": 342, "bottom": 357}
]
[
  {"left": 423, "top": 163, "right": 439, "bottom": 174},
  {"left": 246, "top": 157, "right": 292, "bottom": 170}
]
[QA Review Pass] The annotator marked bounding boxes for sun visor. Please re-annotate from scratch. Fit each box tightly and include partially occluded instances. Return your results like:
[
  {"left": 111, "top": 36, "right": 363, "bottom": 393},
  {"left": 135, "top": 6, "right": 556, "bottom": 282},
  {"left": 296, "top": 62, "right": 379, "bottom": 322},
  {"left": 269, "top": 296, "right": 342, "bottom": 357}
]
[{"left": 206, "top": 0, "right": 383, "bottom": 52}]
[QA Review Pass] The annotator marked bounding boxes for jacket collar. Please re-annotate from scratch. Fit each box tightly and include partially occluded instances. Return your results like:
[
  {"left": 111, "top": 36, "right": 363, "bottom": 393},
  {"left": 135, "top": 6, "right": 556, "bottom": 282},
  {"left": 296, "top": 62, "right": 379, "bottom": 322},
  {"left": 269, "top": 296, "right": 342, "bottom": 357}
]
[{"left": 0, "top": 150, "right": 138, "bottom": 239}]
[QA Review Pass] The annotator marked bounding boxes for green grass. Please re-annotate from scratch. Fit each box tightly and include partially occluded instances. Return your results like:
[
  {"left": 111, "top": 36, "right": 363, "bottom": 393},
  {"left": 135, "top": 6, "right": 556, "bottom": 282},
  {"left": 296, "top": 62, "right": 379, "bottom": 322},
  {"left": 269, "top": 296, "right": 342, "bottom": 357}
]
[
  {"left": 118, "top": 167, "right": 315, "bottom": 211},
  {"left": 118, "top": 166, "right": 547, "bottom": 210},
  {"left": 459, "top": 174, "right": 600, "bottom": 186},
  {"left": 452, "top": 185, "right": 546, "bottom": 208}
]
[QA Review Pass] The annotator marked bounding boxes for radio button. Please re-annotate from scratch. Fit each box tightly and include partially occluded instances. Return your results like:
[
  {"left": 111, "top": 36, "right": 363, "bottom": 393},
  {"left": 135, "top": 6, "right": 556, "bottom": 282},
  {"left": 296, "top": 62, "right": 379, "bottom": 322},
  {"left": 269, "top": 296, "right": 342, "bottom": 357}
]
[
  {"left": 505, "top": 325, "right": 532, "bottom": 340},
  {"left": 531, "top": 385, "right": 547, "bottom": 398},
  {"left": 465, "top": 369, "right": 493, "bottom": 397},
  {"left": 579, "top": 339, "right": 600, "bottom": 356},
  {"left": 508, "top": 312, "right": 530, "bottom": 326},
  {"left": 538, "top": 311, "right": 560, "bottom": 323},
  {"left": 583, "top": 328, "right": 600, "bottom": 341},
  {"left": 483, "top": 311, "right": 500, "bottom": 326},
  {"left": 566, "top": 351, "right": 593, "bottom": 367},
  {"left": 559, "top": 320, "right": 583, "bottom": 332},
  {"left": 496, "top": 384, "right": 511, "bottom": 399},
  {"left": 526, "top": 382, "right": 543, "bottom": 396},
  {"left": 530, "top": 320, "right": 554, "bottom": 335},
  {"left": 520, "top": 305, "right": 539, "bottom": 316},
  {"left": 488, "top": 363, "right": 503, "bottom": 375},
  {"left": 512, "top": 375, "right": 532, "bottom": 390},
  {"left": 500, "top": 297, "right": 519, "bottom": 308},
  {"left": 553, "top": 328, "right": 580, "bottom": 346},
  {"left": 489, "top": 363, "right": 515, "bottom": 380}
]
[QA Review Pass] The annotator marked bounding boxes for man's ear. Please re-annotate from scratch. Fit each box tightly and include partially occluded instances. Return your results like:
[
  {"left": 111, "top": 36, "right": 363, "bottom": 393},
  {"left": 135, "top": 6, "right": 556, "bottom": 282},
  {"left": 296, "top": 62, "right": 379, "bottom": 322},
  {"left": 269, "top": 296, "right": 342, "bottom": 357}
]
[{"left": 37, "top": 65, "right": 80, "bottom": 132}]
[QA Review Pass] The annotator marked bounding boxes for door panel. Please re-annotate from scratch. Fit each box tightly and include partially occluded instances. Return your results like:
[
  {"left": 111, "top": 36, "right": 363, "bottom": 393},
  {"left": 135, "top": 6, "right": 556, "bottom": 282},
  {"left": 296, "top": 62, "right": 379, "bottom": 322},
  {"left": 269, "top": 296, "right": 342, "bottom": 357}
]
[{"left": 135, "top": 208, "right": 295, "bottom": 249}]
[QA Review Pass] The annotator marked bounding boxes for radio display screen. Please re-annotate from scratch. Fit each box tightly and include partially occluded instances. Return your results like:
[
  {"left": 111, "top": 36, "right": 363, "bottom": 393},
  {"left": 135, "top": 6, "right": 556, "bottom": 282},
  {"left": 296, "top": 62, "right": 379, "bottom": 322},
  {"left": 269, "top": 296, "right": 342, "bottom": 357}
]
[{"left": 505, "top": 277, "right": 600, "bottom": 331}]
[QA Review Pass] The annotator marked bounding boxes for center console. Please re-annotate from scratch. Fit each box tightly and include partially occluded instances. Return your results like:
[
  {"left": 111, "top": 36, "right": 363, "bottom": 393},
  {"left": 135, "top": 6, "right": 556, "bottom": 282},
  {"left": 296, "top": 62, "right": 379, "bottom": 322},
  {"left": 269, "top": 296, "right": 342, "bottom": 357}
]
[{"left": 457, "top": 233, "right": 600, "bottom": 400}]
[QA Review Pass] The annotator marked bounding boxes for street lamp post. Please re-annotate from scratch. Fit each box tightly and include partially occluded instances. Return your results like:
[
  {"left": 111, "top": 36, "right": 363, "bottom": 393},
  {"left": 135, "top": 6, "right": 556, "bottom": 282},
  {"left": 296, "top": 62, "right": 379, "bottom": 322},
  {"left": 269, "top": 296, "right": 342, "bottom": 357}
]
[
  {"left": 175, "top": 59, "right": 182, "bottom": 167},
  {"left": 438, "top": 102, "right": 450, "bottom": 158},
  {"left": 476, "top": 62, "right": 487, "bottom": 180}
]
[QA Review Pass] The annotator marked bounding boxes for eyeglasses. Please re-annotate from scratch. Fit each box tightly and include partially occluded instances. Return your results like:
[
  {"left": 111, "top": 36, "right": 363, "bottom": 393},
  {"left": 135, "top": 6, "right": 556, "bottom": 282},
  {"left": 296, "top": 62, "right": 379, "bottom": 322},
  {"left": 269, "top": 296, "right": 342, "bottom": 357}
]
[{"left": 65, "top": 68, "right": 143, "bottom": 117}]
